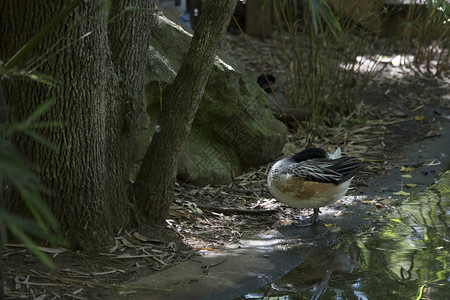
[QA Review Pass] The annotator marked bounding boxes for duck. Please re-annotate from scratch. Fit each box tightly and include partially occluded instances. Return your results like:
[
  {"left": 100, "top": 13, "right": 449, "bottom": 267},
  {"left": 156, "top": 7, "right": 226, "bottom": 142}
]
[
  {"left": 257, "top": 74, "right": 308, "bottom": 128},
  {"left": 267, "top": 147, "right": 364, "bottom": 224}
]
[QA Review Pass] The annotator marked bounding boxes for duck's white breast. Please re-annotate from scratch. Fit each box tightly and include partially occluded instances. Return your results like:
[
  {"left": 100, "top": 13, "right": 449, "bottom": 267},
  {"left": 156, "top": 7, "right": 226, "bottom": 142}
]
[{"left": 268, "top": 172, "right": 352, "bottom": 209}]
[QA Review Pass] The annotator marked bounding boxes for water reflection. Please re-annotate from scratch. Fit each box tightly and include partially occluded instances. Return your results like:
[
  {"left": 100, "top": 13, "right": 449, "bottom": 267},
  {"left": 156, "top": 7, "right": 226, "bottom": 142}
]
[
  {"left": 270, "top": 250, "right": 356, "bottom": 300},
  {"left": 243, "top": 175, "right": 449, "bottom": 299}
]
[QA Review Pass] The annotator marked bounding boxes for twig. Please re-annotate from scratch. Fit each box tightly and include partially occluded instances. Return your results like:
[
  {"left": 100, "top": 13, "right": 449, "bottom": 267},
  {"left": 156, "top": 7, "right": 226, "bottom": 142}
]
[
  {"left": 22, "top": 270, "right": 174, "bottom": 292},
  {"left": 198, "top": 205, "right": 278, "bottom": 215},
  {"left": 141, "top": 249, "right": 167, "bottom": 266},
  {"left": 15, "top": 279, "right": 64, "bottom": 287},
  {"left": 202, "top": 258, "right": 227, "bottom": 273},
  {"left": 110, "top": 254, "right": 156, "bottom": 259}
]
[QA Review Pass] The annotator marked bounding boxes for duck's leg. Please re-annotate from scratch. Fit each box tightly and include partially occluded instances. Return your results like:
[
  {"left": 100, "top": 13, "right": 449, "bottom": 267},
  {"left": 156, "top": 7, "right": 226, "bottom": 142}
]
[
  {"left": 292, "top": 208, "right": 321, "bottom": 227},
  {"left": 311, "top": 207, "right": 321, "bottom": 223}
]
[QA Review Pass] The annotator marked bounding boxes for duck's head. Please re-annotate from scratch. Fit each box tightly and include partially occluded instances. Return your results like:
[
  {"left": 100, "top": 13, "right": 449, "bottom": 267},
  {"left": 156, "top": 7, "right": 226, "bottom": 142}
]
[
  {"left": 292, "top": 148, "right": 328, "bottom": 162},
  {"left": 257, "top": 74, "right": 276, "bottom": 87}
]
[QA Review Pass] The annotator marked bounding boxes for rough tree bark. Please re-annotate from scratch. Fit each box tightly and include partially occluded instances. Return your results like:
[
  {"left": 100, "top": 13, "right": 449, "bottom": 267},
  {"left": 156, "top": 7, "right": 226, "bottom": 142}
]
[
  {"left": 106, "top": 1, "right": 155, "bottom": 226},
  {"left": 0, "top": 1, "right": 154, "bottom": 248},
  {"left": 133, "top": 0, "right": 238, "bottom": 224}
]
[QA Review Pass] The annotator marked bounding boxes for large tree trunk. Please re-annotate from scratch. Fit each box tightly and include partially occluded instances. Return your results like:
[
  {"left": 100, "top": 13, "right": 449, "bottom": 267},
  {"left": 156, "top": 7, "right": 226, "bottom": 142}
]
[
  {"left": 0, "top": 1, "right": 154, "bottom": 248},
  {"left": 133, "top": 0, "right": 238, "bottom": 224}
]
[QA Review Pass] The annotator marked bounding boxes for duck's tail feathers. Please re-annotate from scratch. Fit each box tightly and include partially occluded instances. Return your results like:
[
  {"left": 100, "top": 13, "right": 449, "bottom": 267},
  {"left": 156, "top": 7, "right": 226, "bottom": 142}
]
[
  {"left": 329, "top": 147, "right": 342, "bottom": 159},
  {"left": 335, "top": 157, "right": 365, "bottom": 183}
]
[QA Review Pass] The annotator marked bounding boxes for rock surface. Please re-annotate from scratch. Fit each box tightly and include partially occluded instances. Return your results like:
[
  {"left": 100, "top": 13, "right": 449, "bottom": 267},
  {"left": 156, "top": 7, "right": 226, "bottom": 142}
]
[{"left": 132, "top": 12, "right": 287, "bottom": 185}]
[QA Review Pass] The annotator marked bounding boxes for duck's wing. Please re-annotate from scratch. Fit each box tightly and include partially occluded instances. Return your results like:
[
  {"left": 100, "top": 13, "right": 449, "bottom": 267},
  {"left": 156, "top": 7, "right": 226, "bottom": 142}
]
[
  {"left": 288, "top": 157, "right": 364, "bottom": 184},
  {"left": 287, "top": 159, "right": 343, "bottom": 184},
  {"left": 334, "top": 157, "right": 365, "bottom": 182}
]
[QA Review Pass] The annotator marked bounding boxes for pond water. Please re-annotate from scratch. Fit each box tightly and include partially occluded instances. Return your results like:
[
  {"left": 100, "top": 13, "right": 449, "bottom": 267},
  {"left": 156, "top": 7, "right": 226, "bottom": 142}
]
[{"left": 241, "top": 176, "right": 449, "bottom": 300}]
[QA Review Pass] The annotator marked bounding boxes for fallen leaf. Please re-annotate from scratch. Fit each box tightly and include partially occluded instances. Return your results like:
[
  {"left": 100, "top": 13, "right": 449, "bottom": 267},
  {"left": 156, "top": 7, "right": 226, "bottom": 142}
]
[
  {"left": 401, "top": 174, "right": 412, "bottom": 178},
  {"left": 405, "top": 183, "right": 417, "bottom": 188},
  {"left": 415, "top": 115, "right": 426, "bottom": 122},
  {"left": 194, "top": 247, "right": 215, "bottom": 251},
  {"left": 331, "top": 227, "right": 341, "bottom": 233},
  {"left": 425, "top": 160, "right": 441, "bottom": 166},
  {"left": 109, "top": 240, "right": 120, "bottom": 253},
  {"left": 35, "top": 246, "right": 68, "bottom": 256},
  {"left": 133, "top": 232, "right": 151, "bottom": 242},
  {"left": 120, "top": 238, "right": 133, "bottom": 247},
  {"left": 363, "top": 200, "right": 390, "bottom": 209},
  {"left": 393, "top": 190, "right": 410, "bottom": 196},
  {"left": 400, "top": 166, "right": 414, "bottom": 172}
]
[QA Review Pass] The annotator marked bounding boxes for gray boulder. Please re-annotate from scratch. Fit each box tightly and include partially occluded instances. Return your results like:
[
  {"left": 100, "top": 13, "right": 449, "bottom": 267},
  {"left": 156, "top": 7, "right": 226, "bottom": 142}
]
[{"left": 133, "top": 12, "right": 287, "bottom": 185}]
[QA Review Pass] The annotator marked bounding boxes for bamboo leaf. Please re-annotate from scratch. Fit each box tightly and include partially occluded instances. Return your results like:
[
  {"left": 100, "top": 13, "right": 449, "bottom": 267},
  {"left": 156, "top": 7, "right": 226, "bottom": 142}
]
[
  {"left": 26, "top": 71, "right": 60, "bottom": 87},
  {"left": 3, "top": 0, "right": 82, "bottom": 70},
  {"left": 8, "top": 223, "right": 55, "bottom": 269},
  {"left": 310, "top": 0, "right": 341, "bottom": 36},
  {"left": 21, "top": 129, "right": 58, "bottom": 150},
  {"left": 0, "top": 145, "right": 59, "bottom": 230},
  {"left": 19, "top": 98, "right": 56, "bottom": 126}
]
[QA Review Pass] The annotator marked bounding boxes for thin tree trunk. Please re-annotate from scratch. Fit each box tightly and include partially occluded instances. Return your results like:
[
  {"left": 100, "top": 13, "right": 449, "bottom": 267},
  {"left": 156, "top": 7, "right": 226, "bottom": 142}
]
[
  {"left": 133, "top": 0, "right": 238, "bottom": 224},
  {"left": 0, "top": 80, "right": 8, "bottom": 300},
  {"left": 106, "top": 1, "right": 155, "bottom": 226}
]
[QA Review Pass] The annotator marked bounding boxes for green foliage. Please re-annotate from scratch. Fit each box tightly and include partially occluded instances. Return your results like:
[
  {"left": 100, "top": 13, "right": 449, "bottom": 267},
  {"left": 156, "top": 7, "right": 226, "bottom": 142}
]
[
  {"left": 0, "top": 97, "right": 63, "bottom": 269},
  {"left": 0, "top": 211, "right": 56, "bottom": 268},
  {"left": 354, "top": 173, "right": 450, "bottom": 299},
  {"left": 341, "top": 116, "right": 366, "bottom": 127},
  {"left": 309, "top": 0, "right": 341, "bottom": 36},
  {"left": 158, "top": 82, "right": 167, "bottom": 110},
  {"left": 273, "top": 0, "right": 383, "bottom": 142},
  {"left": 401, "top": 0, "right": 449, "bottom": 76}
]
